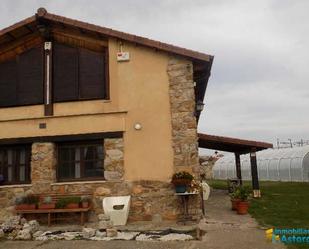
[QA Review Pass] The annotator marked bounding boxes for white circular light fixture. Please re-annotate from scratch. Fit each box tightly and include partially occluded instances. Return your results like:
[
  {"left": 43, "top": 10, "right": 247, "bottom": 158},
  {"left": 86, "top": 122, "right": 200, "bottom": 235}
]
[{"left": 134, "top": 123, "right": 142, "bottom": 130}]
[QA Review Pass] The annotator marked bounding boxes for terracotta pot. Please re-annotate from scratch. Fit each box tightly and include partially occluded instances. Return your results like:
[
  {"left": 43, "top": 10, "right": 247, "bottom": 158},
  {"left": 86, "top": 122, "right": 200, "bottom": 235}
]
[
  {"left": 237, "top": 201, "right": 249, "bottom": 215},
  {"left": 15, "top": 204, "right": 36, "bottom": 210},
  {"left": 81, "top": 202, "right": 89, "bottom": 208},
  {"left": 66, "top": 203, "right": 79, "bottom": 209},
  {"left": 231, "top": 199, "right": 240, "bottom": 211},
  {"left": 38, "top": 203, "right": 55, "bottom": 209}
]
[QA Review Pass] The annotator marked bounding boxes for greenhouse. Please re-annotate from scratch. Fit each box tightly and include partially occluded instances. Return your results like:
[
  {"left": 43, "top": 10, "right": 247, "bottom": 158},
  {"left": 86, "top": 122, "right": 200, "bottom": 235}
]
[{"left": 213, "top": 146, "right": 309, "bottom": 182}]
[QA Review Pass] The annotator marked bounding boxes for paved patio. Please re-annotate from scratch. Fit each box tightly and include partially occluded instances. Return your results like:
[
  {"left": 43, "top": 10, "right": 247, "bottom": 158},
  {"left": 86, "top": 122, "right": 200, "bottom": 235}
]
[{"left": 199, "top": 189, "right": 285, "bottom": 249}]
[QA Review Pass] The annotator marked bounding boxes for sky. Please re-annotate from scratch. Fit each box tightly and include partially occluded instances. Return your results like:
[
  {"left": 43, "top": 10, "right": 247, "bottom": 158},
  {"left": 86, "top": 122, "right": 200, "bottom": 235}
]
[{"left": 1, "top": 0, "right": 309, "bottom": 153}]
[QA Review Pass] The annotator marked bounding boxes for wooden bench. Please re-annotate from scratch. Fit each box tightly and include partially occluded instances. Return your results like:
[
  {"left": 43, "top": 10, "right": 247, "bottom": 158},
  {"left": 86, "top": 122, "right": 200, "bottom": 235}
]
[{"left": 16, "top": 193, "right": 92, "bottom": 226}]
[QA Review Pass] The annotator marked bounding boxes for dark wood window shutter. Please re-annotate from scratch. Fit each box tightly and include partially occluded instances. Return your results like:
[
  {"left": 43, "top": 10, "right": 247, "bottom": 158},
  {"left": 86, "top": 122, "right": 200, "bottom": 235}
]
[
  {"left": 79, "top": 48, "right": 105, "bottom": 99},
  {"left": 17, "top": 46, "right": 44, "bottom": 105},
  {"left": 53, "top": 43, "right": 79, "bottom": 102},
  {"left": 0, "top": 59, "right": 18, "bottom": 107}
]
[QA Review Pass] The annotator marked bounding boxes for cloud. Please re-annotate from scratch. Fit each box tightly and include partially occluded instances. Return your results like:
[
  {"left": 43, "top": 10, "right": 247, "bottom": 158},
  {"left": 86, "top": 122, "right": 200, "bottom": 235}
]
[{"left": 1, "top": 0, "right": 309, "bottom": 154}]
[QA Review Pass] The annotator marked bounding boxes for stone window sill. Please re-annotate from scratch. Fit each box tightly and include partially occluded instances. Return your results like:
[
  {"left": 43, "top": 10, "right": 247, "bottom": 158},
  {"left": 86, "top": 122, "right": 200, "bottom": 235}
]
[
  {"left": 0, "top": 184, "right": 32, "bottom": 189},
  {"left": 51, "top": 180, "right": 122, "bottom": 186}
]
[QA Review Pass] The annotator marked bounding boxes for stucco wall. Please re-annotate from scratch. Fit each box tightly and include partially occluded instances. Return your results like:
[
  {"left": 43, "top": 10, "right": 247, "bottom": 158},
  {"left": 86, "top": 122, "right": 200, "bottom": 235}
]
[{"left": 0, "top": 38, "right": 174, "bottom": 182}]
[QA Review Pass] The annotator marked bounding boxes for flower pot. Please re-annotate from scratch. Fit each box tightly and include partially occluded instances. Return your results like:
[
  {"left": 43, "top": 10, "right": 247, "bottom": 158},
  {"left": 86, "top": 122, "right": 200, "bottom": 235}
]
[
  {"left": 38, "top": 203, "right": 55, "bottom": 209},
  {"left": 15, "top": 204, "right": 36, "bottom": 210},
  {"left": 81, "top": 201, "right": 89, "bottom": 208},
  {"left": 231, "top": 199, "right": 240, "bottom": 211},
  {"left": 175, "top": 185, "right": 187, "bottom": 193},
  {"left": 237, "top": 201, "right": 249, "bottom": 215},
  {"left": 66, "top": 203, "right": 79, "bottom": 209}
]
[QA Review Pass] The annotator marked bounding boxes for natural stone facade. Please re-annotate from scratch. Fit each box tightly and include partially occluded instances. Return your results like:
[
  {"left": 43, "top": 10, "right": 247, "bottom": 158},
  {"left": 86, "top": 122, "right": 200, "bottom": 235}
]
[
  {"left": 0, "top": 138, "right": 126, "bottom": 222},
  {"left": 0, "top": 137, "right": 200, "bottom": 223},
  {"left": 167, "top": 57, "right": 199, "bottom": 175},
  {"left": 167, "top": 56, "right": 202, "bottom": 219},
  {"left": 31, "top": 143, "right": 57, "bottom": 193},
  {"left": 104, "top": 138, "right": 124, "bottom": 181}
]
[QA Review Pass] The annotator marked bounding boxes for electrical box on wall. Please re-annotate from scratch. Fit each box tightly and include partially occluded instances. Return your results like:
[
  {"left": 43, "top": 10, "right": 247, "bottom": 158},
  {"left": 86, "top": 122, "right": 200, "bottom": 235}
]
[{"left": 117, "top": 52, "right": 130, "bottom": 62}]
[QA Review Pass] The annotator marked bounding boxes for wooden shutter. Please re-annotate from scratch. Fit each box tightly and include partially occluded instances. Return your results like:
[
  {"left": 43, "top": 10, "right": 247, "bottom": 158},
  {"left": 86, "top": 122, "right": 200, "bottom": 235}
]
[
  {"left": 53, "top": 43, "right": 78, "bottom": 102},
  {"left": 0, "top": 59, "right": 17, "bottom": 107},
  {"left": 79, "top": 48, "right": 105, "bottom": 99},
  {"left": 17, "top": 46, "right": 44, "bottom": 105}
]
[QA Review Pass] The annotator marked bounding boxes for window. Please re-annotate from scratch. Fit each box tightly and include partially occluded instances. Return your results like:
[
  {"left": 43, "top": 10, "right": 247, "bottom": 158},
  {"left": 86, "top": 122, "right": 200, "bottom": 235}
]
[
  {"left": 0, "top": 41, "right": 108, "bottom": 109},
  {"left": 0, "top": 145, "right": 31, "bottom": 185},
  {"left": 53, "top": 43, "right": 106, "bottom": 102},
  {"left": 57, "top": 141, "right": 104, "bottom": 181},
  {"left": 0, "top": 46, "right": 44, "bottom": 107}
]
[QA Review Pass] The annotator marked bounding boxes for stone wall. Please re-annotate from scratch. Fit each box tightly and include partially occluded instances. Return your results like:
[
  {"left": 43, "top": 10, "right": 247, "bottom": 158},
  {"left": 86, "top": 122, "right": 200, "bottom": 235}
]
[
  {"left": 167, "top": 57, "right": 199, "bottom": 175},
  {"left": 167, "top": 56, "right": 202, "bottom": 219},
  {"left": 0, "top": 137, "right": 200, "bottom": 223},
  {"left": 104, "top": 138, "right": 124, "bottom": 181},
  {"left": 0, "top": 138, "right": 125, "bottom": 222},
  {"left": 31, "top": 143, "right": 57, "bottom": 193}
]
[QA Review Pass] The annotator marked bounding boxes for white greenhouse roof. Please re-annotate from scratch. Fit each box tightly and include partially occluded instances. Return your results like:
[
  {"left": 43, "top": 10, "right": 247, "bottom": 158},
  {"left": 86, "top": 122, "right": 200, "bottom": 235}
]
[{"left": 213, "top": 146, "right": 309, "bottom": 182}]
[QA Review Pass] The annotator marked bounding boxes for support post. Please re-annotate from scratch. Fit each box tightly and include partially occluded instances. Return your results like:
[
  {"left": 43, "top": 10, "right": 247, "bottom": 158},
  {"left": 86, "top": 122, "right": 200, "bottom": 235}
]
[
  {"left": 250, "top": 148, "right": 261, "bottom": 198},
  {"left": 235, "top": 153, "right": 242, "bottom": 185}
]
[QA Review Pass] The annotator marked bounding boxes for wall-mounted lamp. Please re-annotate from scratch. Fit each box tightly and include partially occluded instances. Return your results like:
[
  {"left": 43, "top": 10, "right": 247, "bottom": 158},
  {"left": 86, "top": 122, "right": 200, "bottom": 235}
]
[
  {"left": 196, "top": 100, "right": 205, "bottom": 112},
  {"left": 134, "top": 123, "right": 142, "bottom": 130}
]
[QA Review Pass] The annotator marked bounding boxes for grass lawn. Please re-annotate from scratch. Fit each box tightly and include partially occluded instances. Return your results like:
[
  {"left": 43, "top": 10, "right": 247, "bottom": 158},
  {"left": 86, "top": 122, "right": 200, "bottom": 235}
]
[{"left": 207, "top": 179, "right": 309, "bottom": 249}]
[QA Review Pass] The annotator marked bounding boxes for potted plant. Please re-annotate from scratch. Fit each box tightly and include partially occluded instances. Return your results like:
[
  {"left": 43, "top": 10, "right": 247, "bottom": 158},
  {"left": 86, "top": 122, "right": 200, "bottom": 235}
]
[
  {"left": 236, "top": 186, "right": 251, "bottom": 215},
  {"left": 38, "top": 196, "right": 55, "bottom": 209},
  {"left": 80, "top": 196, "right": 90, "bottom": 208},
  {"left": 56, "top": 196, "right": 81, "bottom": 209},
  {"left": 15, "top": 194, "right": 39, "bottom": 210},
  {"left": 171, "top": 171, "right": 194, "bottom": 193},
  {"left": 230, "top": 188, "right": 241, "bottom": 211}
]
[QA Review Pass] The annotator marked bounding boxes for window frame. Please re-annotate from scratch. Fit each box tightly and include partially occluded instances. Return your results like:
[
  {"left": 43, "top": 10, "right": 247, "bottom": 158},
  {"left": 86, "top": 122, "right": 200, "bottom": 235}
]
[
  {"left": 52, "top": 42, "right": 109, "bottom": 103},
  {"left": 56, "top": 140, "right": 105, "bottom": 182},
  {"left": 0, "top": 144, "right": 31, "bottom": 185},
  {"left": 0, "top": 44, "right": 44, "bottom": 108}
]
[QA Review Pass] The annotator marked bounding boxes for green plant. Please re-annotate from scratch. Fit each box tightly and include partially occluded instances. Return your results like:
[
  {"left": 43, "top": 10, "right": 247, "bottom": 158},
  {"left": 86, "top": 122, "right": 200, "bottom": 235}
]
[
  {"left": 171, "top": 171, "right": 194, "bottom": 185},
  {"left": 22, "top": 194, "right": 39, "bottom": 205},
  {"left": 238, "top": 186, "right": 251, "bottom": 201},
  {"left": 15, "top": 196, "right": 25, "bottom": 205},
  {"left": 230, "top": 188, "right": 241, "bottom": 200},
  {"left": 42, "top": 196, "right": 53, "bottom": 204},
  {"left": 56, "top": 196, "right": 81, "bottom": 209}
]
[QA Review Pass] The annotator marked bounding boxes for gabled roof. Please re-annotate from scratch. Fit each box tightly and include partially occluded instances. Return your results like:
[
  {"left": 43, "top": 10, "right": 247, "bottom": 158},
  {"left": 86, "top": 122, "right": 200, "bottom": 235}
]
[{"left": 0, "top": 8, "right": 213, "bottom": 63}]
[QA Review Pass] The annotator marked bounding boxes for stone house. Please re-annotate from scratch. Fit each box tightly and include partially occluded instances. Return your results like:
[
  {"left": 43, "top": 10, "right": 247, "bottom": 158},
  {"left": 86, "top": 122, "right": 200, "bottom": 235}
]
[{"left": 0, "top": 8, "right": 213, "bottom": 222}]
